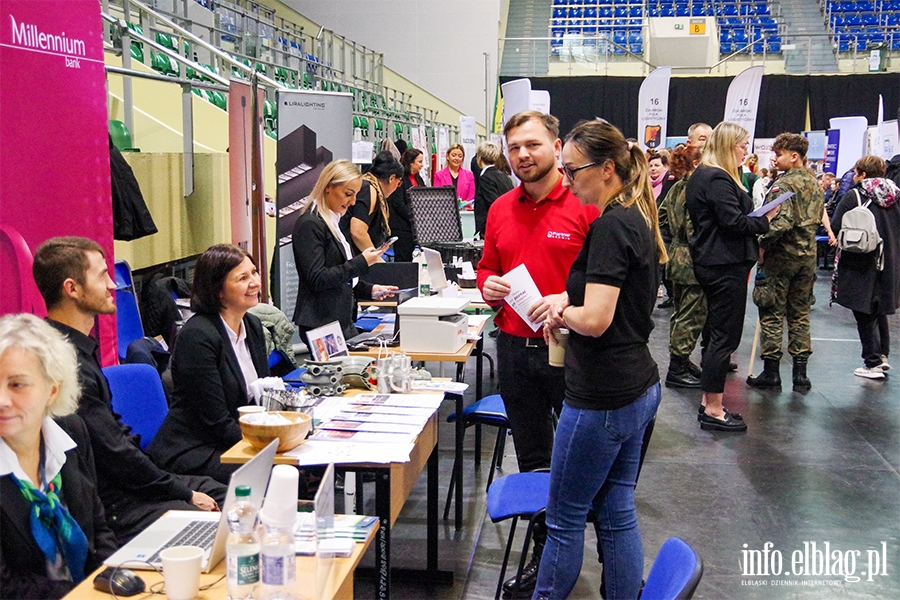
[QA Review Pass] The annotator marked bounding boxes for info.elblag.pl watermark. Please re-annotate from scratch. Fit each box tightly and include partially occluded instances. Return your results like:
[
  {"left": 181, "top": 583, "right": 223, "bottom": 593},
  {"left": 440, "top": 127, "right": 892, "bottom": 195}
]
[{"left": 739, "top": 541, "right": 890, "bottom": 587}]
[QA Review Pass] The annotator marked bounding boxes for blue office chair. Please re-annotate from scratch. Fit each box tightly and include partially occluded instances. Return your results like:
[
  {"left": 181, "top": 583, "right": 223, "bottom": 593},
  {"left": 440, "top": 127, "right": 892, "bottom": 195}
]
[
  {"left": 444, "top": 394, "right": 509, "bottom": 518},
  {"left": 114, "top": 260, "right": 144, "bottom": 361},
  {"left": 103, "top": 363, "right": 169, "bottom": 449},
  {"left": 486, "top": 472, "right": 551, "bottom": 599},
  {"left": 641, "top": 537, "right": 704, "bottom": 600}
]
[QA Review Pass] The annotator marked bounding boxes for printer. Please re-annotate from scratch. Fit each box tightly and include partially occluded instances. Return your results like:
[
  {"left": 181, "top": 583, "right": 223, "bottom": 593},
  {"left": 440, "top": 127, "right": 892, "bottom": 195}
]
[{"left": 397, "top": 297, "right": 470, "bottom": 353}]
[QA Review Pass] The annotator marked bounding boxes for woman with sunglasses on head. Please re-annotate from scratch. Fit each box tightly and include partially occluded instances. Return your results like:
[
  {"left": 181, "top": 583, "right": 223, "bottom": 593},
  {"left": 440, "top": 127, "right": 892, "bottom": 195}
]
[
  {"left": 685, "top": 122, "right": 780, "bottom": 433},
  {"left": 537, "top": 120, "right": 667, "bottom": 600}
]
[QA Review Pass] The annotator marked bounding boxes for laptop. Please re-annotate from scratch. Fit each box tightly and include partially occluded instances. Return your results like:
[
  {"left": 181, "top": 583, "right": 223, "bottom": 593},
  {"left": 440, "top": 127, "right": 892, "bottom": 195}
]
[{"left": 104, "top": 439, "right": 279, "bottom": 572}]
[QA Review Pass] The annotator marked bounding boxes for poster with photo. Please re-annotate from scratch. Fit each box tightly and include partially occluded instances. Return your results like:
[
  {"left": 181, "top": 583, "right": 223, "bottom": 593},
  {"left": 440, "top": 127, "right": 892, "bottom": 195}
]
[{"left": 305, "top": 321, "right": 349, "bottom": 361}]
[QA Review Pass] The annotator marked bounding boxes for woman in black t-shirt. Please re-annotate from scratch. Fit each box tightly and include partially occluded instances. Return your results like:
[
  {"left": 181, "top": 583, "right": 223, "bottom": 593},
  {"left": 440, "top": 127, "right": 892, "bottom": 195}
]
[
  {"left": 340, "top": 151, "right": 403, "bottom": 255},
  {"left": 535, "top": 120, "right": 667, "bottom": 599}
]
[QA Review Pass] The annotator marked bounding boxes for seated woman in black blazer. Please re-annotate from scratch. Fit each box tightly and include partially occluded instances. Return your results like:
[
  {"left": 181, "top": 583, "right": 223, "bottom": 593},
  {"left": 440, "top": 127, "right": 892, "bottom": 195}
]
[
  {"left": 148, "top": 244, "right": 269, "bottom": 484},
  {"left": 293, "top": 159, "right": 397, "bottom": 345},
  {"left": 0, "top": 314, "right": 117, "bottom": 599}
]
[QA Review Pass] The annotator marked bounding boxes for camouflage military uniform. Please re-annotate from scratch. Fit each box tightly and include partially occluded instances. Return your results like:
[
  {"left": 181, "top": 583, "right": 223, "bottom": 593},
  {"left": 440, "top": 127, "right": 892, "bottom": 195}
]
[
  {"left": 754, "top": 167, "right": 825, "bottom": 360},
  {"left": 664, "top": 177, "right": 707, "bottom": 358}
]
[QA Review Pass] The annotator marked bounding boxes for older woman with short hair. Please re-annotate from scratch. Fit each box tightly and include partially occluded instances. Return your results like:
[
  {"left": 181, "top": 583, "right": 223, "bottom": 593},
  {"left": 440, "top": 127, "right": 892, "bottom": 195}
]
[
  {"left": 0, "top": 313, "right": 117, "bottom": 599},
  {"left": 148, "top": 244, "right": 269, "bottom": 484}
]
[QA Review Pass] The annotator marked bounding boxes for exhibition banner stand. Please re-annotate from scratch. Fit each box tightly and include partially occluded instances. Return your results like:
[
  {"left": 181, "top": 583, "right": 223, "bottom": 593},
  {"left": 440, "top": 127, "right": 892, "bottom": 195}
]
[
  {"left": 272, "top": 90, "right": 353, "bottom": 327},
  {"left": 724, "top": 66, "right": 764, "bottom": 145},
  {"left": 637, "top": 67, "right": 672, "bottom": 150}
]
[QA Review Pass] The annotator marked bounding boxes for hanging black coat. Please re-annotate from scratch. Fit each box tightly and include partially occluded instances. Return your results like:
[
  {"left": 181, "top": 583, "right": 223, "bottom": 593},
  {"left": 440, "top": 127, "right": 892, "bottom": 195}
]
[{"left": 109, "top": 136, "right": 157, "bottom": 241}]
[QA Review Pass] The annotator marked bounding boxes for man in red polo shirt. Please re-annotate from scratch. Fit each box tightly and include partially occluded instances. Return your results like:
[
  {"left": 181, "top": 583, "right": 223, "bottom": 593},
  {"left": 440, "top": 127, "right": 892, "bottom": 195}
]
[{"left": 477, "top": 111, "right": 598, "bottom": 595}]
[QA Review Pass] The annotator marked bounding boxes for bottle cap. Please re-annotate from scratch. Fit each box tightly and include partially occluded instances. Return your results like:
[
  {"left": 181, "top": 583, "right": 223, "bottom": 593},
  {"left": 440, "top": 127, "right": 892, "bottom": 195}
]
[
  {"left": 260, "top": 465, "right": 298, "bottom": 528},
  {"left": 235, "top": 485, "right": 251, "bottom": 497}
]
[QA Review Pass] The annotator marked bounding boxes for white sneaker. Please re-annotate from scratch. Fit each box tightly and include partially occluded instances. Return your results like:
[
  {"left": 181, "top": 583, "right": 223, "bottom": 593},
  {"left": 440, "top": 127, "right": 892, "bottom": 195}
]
[{"left": 854, "top": 366, "right": 886, "bottom": 379}]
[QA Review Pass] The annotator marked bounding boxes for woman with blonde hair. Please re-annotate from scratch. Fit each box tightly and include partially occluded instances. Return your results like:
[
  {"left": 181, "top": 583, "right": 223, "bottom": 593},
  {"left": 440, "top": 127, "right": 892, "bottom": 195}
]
[
  {"left": 0, "top": 313, "right": 117, "bottom": 598},
  {"left": 292, "top": 159, "right": 397, "bottom": 344},
  {"left": 537, "top": 119, "right": 666, "bottom": 599},
  {"left": 433, "top": 143, "right": 475, "bottom": 201},
  {"left": 685, "top": 122, "right": 780, "bottom": 433}
]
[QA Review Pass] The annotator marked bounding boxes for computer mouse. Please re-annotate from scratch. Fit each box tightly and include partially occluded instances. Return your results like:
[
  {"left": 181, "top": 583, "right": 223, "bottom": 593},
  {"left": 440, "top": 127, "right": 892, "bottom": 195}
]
[{"left": 92, "top": 566, "right": 146, "bottom": 596}]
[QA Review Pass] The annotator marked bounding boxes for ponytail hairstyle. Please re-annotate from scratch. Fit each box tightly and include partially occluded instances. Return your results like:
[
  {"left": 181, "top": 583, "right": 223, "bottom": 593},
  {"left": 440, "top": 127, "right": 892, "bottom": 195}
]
[
  {"left": 301, "top": 159, "right": 362, "bottom": 240},
  {"left": 564, "top": 119, "right": 668, "bottom": 263},
  {"left": 700, "top": 122, "right": 749, "bottom": 189}
]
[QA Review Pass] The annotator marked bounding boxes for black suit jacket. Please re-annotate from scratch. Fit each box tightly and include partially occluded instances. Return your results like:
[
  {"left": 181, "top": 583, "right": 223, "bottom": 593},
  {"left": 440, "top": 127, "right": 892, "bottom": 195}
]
[
  {"left": 45, "top": 320, "right": 195, "bottom": 509},
  {"left": 685, "top": 165, "right": 770, "bottom": 266},
  {"left": 291, "top": 209, "right": 374, "bottom": 339},
  {"left": 474, "top": 166, "right": 514, "bottom": 237},
  {"left": 1, "top": 415, "right": 117, "bottom": 599},
  {"left": 147, "top": 313, "right": 269, "bottom": 474}
]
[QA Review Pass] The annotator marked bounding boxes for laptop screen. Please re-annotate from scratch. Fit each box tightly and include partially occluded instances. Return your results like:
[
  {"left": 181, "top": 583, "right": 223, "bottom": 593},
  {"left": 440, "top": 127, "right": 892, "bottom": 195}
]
[{"left": 421, "top": 247, "right": 449, "bottom": 291}]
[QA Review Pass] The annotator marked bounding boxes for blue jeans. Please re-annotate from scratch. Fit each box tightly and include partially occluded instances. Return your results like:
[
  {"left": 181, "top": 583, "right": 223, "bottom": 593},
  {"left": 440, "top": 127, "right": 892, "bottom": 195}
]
[{"left": 533, "top": 383, "right": 661, "bottom": 600}]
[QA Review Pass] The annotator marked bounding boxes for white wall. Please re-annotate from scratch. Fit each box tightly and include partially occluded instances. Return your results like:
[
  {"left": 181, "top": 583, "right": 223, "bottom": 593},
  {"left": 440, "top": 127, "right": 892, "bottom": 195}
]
[{"left": 283, "top": 0, "right": 501, "bottom": 126}]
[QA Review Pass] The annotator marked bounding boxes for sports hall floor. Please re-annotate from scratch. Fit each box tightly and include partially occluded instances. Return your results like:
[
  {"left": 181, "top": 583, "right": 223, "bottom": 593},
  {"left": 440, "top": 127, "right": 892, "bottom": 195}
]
[{"left": 343, "top": 272, "right": 899, "bottom": 599}]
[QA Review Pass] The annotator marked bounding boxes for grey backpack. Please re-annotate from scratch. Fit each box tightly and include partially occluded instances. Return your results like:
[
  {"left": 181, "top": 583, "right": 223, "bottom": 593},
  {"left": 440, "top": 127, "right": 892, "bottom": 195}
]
[{"left": 838, "top": 189, "right": 884, "bottom": 270}]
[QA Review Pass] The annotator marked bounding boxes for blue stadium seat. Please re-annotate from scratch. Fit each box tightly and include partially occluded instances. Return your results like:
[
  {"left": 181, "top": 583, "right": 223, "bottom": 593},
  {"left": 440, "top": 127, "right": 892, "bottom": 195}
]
[
  {"left": 553, "top": 7, "right": 566, "bottom": 18},
  {"left": 861, "top": 14, "right": 878, "bottom": 26},
  {"left": 614, "top": 6, "right": 627, "bottom": 17},
  {"left": 720, "top": 41, "right": 734, "bottom": 53},
  {"left": 723, "top": 4, "right": 738, "bottom": 16},
  {"left": 720, "top": 29, "right": 733, "bottom": 43},
  {"left": 629, "top": 6, "right": 643, "bottom": 17},
  {"left": 568, "top": 7, "right": 583, "bottom": 18},
  {"left": 660, "top": 6, "right": 675, "bottom": 17},
  {"left": 856, "top": 2, "right": 874, "bottom": 11},
  {"left": 599, "top": 6, "right": 612, "bottom": 17},
  {"left": 768, "top": 37, "right": 781, "bottom": 52},
  {"left": 756, "top": 5, "right": 770, "bottom": 16},
  {"left": 648, "top": 5, "right": 660, "bottom": 17},
  {"left": 691, "top": 4, "right": 705, "bottom": 16},
  {"left": 676, "top": 4, "right": 690, "bottom": 17},
  {"left": 585, "top": 7, "right": 598, "bottom": 18}
]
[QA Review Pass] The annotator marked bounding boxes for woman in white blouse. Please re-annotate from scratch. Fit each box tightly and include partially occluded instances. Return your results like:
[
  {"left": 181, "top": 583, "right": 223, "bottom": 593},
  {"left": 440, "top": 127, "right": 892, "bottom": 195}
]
[{"left": 291, "top": 160, "right": 396, "bottom": 346}]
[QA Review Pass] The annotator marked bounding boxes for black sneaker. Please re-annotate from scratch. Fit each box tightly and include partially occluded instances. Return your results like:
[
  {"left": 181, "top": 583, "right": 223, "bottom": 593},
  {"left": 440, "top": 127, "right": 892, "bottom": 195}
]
[
  {"left": 502, "top": 555, "right": 540, "bottom": 597},
  {"left": 657, "top": 297, "right": 674, "bottom": 309}
]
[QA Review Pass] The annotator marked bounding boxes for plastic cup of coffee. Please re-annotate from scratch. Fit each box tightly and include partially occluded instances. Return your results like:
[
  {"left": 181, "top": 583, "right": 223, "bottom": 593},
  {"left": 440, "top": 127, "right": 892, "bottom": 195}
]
[
  {"left": 548, "top": 328, "right": 569, "bottom": 367},
  {"left": 160, "top": 545, "right": 204, "bottom": 600}
]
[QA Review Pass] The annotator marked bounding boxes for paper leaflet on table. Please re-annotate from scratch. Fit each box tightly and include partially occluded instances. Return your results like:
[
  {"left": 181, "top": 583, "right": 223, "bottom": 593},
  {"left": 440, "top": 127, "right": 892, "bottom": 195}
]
[
  {"left": 335, "top": 411, "right": 430, "bottom": 426},
  {"left": 283, "top": 440, "right": 414, "bottom": 465},
  {"left": 502, "top": 263, "right": 543, "bottom": 332},
  {"left": 411, "top": 380, "right": 469, "bottom": 393},
  {"left": 747, "top": 191, "right": 794, "bottom": 218},
  {"left": 318, "top": 420, "right": 423, "bottom": 434},
  {"left": 345, "top": 404, "right": 436, "bottom": 416},
  {"left": 310, "top": 429, "right": 417, "bottom": 444},
  {"left": 349, "top": 393, "right": 445, "bottom": 409}
]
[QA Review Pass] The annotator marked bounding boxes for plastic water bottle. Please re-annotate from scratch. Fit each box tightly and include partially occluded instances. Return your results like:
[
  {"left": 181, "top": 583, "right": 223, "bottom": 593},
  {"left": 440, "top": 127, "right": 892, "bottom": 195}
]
[
  {"left": 226, "top": 485, "right": 260, "bottom": 600},
  {"left": 419, "top": 263, "right": 431, "bottom": 296},
  {"left": 259, "top": 514, "right": 297, "bottom": 599},
  {"left": 259, "top": 465, "right": 299, "bottom": 600}
]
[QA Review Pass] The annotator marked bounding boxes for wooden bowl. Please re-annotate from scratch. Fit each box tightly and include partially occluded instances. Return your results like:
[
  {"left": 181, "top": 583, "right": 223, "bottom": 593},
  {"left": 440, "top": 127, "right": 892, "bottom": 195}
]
[{"left": 239, "top": 411, "right": 311, "bottom": 453}]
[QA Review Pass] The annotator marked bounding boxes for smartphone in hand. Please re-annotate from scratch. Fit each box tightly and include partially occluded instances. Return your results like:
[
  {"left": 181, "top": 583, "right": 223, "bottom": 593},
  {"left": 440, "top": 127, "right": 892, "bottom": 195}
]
[{"left": 378, "top": 236, "right": 399, "bottom": 251}]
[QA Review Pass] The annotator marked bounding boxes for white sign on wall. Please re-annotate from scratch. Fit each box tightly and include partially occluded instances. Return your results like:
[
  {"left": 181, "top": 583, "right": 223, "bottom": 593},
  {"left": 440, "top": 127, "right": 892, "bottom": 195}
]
[{"left": 460, "top": 116, "right": 477, "bottom": 167}]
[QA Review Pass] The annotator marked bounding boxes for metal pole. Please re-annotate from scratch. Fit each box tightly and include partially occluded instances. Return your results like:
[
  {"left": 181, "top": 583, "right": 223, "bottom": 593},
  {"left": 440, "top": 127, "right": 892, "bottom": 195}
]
[
  {"left": 484, "top": 52, "right": 490, "bottom": 135},
  {"left": 181, "top": 83, "right": 194, "bottom": 196}
]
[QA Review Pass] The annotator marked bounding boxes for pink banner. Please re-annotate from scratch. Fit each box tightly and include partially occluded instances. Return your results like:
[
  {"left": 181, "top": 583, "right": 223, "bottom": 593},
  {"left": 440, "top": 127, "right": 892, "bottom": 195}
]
[{"left": 0, "top": 0, "right": 117, "bottom": 364}]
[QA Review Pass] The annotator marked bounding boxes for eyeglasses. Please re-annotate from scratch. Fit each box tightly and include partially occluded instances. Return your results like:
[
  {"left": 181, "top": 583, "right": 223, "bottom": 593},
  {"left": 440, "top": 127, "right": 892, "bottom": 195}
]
[{"left": 563, "top": 162, "right": 598, "bottom": 181}]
